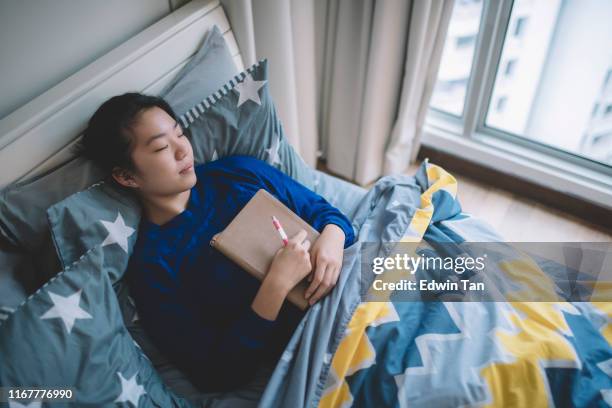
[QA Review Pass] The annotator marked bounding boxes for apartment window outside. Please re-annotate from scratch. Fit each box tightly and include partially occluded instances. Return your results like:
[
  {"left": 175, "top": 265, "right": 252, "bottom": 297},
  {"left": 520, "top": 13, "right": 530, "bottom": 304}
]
[
  {"left": 456, "top": 34, "right": 476, "bottom": 48},
  {"left": 430, "top": 0, "right": 484, "bottom": 116},
  {"left": 513, "top": 16, "right": 528, "bottom": 37},
  {"left": 496, "top": 96, "right": 508, "bottom": 112},
  {"left": 504, "top": 59, "right": 517, "bottom": 77},
  {"left": 604, "top": 70, "right": 612, "bottom": 88},
  {"left": 486, "top": 0, "right": 612, "bottom": 167},
  {"left": 429, "top": 0, "right": 612, "bottom": 171}
]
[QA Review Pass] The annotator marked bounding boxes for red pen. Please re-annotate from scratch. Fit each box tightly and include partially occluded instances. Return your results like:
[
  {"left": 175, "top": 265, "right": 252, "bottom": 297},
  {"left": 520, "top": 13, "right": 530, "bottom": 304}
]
[{"left": 271, "top": 215, "right": 289, "bottom": 246}]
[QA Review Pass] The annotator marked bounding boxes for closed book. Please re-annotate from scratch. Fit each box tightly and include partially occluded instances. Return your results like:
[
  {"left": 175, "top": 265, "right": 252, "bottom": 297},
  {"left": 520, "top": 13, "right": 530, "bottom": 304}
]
[{"left": 209, "top": 189, "right": 319, "bottom": 310}]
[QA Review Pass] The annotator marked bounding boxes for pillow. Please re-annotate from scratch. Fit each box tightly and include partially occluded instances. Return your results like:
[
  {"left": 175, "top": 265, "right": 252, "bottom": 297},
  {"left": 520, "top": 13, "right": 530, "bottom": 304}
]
[
  {"left": 46, "top": 179, "right": 140, "bottom": 283},
  {"left": 0, "top": 237, "right": 26, "bottom": 315},
  {"left": 0, "top": 156, "right": 105, "bottom": 249},
  {"left": 0, "top": 244, "right": 190, "bottom": 407},
  {"left": 176, "top": 58, "right": 316, "bottom": 190},
  {"left": 0, "top": 156, "right": 103, "bottom": 292},
  {"left": 160, "top": 24, "right": 239, "bottom": 117}
]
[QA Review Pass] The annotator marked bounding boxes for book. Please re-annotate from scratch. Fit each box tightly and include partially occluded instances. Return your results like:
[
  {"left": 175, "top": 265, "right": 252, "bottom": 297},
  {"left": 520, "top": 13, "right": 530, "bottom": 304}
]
[{"left": 209, "top": 189, "right": 319, "bottom": 310}]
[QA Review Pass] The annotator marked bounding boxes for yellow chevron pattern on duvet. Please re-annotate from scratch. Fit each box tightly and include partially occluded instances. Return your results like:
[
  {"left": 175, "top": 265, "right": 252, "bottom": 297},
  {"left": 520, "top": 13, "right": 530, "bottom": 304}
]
[
  {"left": 480, "top": 301, "right": 581, "bottom": 408},
  {"left": 402, "top": 163, "right": 458, "bottom": 243},
  {"left": 320, "top": 302, "right": 399, "bottom": 408},
  {"left": 319, "top": 162, "right": 456, "bottom": 408}
]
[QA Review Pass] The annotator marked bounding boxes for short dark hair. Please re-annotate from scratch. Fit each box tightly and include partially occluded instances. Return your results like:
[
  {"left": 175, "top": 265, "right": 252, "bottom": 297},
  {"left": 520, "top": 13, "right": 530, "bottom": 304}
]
[{"left": 73, "top": 92, "right": 188, "bottom": 176}]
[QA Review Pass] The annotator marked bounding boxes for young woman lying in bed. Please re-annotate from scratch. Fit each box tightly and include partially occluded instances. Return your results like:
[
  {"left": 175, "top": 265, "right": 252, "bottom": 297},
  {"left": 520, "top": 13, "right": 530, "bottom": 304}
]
[{"left": 75, "top": 93, "right": 356, "bottom": 392}]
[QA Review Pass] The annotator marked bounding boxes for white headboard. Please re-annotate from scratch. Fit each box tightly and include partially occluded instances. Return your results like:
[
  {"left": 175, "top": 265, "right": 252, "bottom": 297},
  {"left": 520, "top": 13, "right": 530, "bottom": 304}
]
[{"left": 0, "top": 0, "right": 244, "bottom": 189}]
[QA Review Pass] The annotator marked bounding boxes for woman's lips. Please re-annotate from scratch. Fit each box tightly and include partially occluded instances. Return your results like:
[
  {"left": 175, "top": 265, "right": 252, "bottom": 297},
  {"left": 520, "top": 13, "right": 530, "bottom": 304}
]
[{"left": 179, "top": 164, "right": 193, "bottom": 174}]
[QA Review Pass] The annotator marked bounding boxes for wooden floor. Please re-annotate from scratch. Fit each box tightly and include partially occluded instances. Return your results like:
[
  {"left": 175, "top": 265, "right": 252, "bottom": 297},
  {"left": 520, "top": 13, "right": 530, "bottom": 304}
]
[{"left": 406, "top": 163, "right": 612, "bottom": 242}]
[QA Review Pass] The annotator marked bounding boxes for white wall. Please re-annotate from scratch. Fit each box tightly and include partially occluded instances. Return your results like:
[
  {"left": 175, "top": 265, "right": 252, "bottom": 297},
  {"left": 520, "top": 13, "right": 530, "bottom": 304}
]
[{"left": 0, "top": 0, "right": 190, "bottom": 120}]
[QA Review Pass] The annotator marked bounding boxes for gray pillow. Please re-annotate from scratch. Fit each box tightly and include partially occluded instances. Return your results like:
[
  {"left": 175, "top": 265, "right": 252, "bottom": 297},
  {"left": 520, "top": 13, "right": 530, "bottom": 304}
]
[
  {"left": 0, "top": 156, "right": 104, "bottom": 250},
  {"left": 0, "top": 157, "right": 104, "bottom": 292},
  {"left": 160, "top": 24, "right": 239, "bottom": 117},
  {"left": 177, "top": 58, "right": 315, "bottom": 190},
  {"left": 0, "top": 237, "right": 26, "bottom": 313},
  {"left": 46, "top": 179, "right": 140, "bottom": 283},
  {"left": 0, "top": 244, "right": 190, "bottom": 407}
]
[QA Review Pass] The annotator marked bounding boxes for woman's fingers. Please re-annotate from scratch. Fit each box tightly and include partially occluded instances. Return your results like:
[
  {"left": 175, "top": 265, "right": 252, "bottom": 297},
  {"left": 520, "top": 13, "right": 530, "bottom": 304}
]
[
  {"left": 305, "top": 259, "right": 326, "bottom": 299},
  {"left": 308, "top": 264, "right": 335, "bottom": 305},
  {"left": 288, "top": 229, "right": 307, "bottom": 245}
]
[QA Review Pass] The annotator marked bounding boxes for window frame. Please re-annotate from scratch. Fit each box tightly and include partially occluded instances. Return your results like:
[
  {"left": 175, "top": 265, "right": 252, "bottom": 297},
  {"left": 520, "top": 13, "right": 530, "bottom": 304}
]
[{"left": 423, "top": 0, "right": 612, "bottom": 209}]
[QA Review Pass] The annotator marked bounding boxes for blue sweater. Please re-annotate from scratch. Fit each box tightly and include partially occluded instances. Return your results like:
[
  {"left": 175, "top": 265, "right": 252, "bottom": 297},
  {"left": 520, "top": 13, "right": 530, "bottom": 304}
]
[{"left": 125, "top": 155, "right": 355, "bottom": 392}]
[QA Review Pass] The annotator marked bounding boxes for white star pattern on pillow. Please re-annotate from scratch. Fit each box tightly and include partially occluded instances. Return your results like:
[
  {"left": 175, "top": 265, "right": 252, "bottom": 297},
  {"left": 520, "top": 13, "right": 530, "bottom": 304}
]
[
  {"left": 234, "top": 74, "right": 267, "bottom": 107},
  {"left": 40, "top": 289, "right": 92, "bottom": 334},
  {"left": 100, "top": 212, "right": 135, "bottom": 253},
  {"left": 265, "top": 134, "right": 281, "bottom": 166},
  {"left": 115, "top": 372, "right": 146, "bottom": 407},
  {"left": 211, "top": 149, "right": 219, "bottom": 161}
]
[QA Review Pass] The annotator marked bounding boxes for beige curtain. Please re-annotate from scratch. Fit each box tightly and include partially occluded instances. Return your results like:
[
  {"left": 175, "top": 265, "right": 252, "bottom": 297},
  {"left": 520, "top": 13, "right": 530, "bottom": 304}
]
[
  {"left": 220, "top": 0, "right": 454, "bottom": 184},
  {"left": 383, "top": 0, "right": 454, "bottom": 175}
]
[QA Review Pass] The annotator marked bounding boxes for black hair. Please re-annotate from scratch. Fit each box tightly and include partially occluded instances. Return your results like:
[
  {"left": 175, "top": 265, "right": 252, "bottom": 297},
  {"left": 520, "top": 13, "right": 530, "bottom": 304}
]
[{"left": 73, "top": 92, "right": 190, "bottom": 179}]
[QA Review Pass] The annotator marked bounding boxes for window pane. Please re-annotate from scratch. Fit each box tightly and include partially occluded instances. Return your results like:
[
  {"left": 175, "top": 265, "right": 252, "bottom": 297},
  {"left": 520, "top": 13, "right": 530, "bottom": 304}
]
[
  {"left": 430, "top": 0, "right": 484, "bottom": 116},
  {"left": 485, "top": 0, "right": 612, "bottom": 167}
]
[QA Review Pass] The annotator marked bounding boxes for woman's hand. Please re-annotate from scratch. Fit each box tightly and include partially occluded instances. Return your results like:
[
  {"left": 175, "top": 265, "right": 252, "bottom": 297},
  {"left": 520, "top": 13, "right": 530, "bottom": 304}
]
[
  {"left": 305, "top": 224, "right": 345, "bottom": 305},
  {"left": 267, "top": 229, "right": 313, "bottom": 292},
  {"left": 252, "top": 230, "right": 312, "bottom": 320}
]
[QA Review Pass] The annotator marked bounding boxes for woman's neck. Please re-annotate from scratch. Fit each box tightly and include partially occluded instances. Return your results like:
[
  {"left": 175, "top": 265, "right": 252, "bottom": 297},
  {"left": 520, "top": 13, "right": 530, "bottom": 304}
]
[{"left": 140, "top": 189, "right": 191, "bottom": 226}]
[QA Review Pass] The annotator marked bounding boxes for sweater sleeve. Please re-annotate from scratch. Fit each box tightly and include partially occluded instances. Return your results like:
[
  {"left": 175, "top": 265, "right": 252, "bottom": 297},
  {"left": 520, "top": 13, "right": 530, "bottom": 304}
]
[
  {"left": 217, "top": 156, "right": 356, "bottom": 248},
  {"left": 266, "top": 161, "right": 356, "bottom": 248},
  {"left": 128, "top": 259, "right": 277, "bottom": 392}
]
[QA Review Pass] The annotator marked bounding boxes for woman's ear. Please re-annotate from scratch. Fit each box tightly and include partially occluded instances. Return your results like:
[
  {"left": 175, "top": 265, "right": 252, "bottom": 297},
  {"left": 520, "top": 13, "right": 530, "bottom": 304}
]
[{"left": 112, "top": 167, "right": 139, "bottom": 189}]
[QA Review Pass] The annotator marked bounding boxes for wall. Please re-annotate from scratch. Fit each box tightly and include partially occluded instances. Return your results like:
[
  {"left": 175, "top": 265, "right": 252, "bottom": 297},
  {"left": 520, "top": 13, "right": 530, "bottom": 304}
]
[{"left": 0, "top": 0, "right": 192, "bottom": 120}]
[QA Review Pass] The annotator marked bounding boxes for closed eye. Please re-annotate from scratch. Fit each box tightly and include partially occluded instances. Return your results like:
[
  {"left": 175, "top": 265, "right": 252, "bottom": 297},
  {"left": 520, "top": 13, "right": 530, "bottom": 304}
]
[{"left": 154, "top": 132, "right": 185, "bottom": 152}]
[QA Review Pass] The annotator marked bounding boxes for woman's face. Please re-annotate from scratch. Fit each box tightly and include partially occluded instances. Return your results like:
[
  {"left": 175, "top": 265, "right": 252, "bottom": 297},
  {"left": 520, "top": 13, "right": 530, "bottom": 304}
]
[{"left": 113, "top": 106, "right": 196, "bottom": 197}]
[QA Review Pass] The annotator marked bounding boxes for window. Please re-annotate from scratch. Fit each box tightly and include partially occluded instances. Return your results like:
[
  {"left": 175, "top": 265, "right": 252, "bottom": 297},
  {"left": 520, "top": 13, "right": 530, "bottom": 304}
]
[
  {"left": 513, "top": 16, "right": 528, "bottom": 37},
  {"left": 605, "top": 70, "right": 612, "bottom": 87},
  {"left": 456, "top": 35, "right": 476, "bottom": 48},
  {"left": 430, "top": 0, "right": 484, "bottom": 116},
  {"left": 426, "top": 0, "right": 612, "bottom": 207},
  {"left": 504, "top": 59, "right": 517, "bottom": 77},
  {"left": 496, "top": 96, "right": 508, "bottom": 112},
  {"left": 485, "top": 0, "right": 612, "bottom": 166}
]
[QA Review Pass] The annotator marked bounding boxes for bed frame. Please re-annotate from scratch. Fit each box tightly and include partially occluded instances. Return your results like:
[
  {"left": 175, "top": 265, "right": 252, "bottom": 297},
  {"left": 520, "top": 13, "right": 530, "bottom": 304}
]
[{"left": 0, "top": 0, "right": 243, "bottom": 189}]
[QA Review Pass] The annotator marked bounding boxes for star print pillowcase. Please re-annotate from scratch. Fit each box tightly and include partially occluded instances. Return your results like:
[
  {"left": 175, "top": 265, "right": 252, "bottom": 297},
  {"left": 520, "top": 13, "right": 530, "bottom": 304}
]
[
  {"left": 176, "top": 58, "right": 316, "bottom": 190},
  {"left": 0, "top": 244, "right": 190, "bottom": 407},
  {"left": 46, "top": 179, "right": 139, "bottom": 284}
]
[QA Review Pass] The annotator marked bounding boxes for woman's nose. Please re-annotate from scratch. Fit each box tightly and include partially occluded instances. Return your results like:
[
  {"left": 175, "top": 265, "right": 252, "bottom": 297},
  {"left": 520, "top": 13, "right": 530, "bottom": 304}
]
[{"left": 175, "top": 140, "right": 188, "bottom": 159}]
